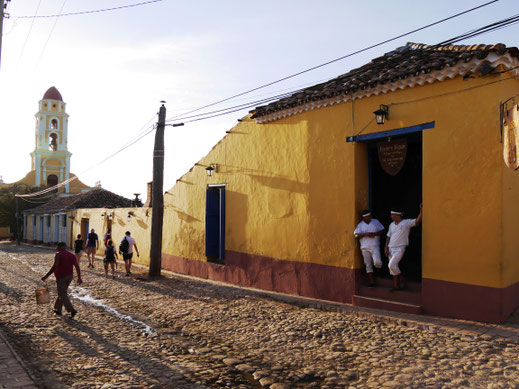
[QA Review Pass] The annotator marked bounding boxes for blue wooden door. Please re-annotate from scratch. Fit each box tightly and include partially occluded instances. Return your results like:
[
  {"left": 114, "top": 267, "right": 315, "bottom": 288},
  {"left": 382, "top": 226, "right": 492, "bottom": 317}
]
[{"left": 205, "top": 187, "right": 225, "bottom": 260}]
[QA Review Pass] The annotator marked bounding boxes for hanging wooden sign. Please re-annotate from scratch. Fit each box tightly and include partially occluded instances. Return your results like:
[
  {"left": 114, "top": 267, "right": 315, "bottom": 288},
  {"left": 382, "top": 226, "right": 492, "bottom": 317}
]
[
  {"left": 503, "top": 102, "right": 519, "bottom": 170},
  {"left": 378, "top": 138, "right": 407, "bottom": 176}
]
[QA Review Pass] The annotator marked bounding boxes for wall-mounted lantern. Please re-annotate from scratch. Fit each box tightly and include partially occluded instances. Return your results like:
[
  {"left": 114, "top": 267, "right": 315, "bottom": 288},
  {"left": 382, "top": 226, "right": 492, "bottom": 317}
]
[
  {"left": 108, "top": 213, "right": 113, "bottom": 221},
  {"left": 206, "top": 164, "right": 217, "bottom": 177},
  {"left": 373, "top": 104, "right": 389, "bottom": 125},
  {"left": 127, "top": 211, "right": 135, "bottom": 222}
]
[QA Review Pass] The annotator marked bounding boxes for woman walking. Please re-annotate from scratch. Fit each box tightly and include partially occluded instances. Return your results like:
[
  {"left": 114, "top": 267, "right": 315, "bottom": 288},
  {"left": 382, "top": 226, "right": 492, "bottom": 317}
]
[
  {"left": 104, "top": 240, "right": 118, "bottom": 279},
  {"left": 74, "top": 234, "right": 84, "bottom": 265}
]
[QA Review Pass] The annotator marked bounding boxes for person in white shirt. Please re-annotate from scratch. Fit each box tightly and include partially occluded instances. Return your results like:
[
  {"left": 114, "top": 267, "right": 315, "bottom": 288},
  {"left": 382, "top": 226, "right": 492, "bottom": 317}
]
[
  {"left": 385, "top": 204, "right": 422, "bottom": 291},
  {"left": 120, "top": 231, "right": 140, "bottom": 276},
  {"left": 354, "top": 210, "right": 384, "bottom": 287}
]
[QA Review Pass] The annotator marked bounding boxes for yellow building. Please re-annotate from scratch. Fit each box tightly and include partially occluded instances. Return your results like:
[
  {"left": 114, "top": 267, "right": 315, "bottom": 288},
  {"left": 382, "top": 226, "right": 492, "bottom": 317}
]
[
  {"left": 159, "top": 42, "right": 519, "bottom": 323},
  {"left": 1, "top": 86, "right": 91, "bottom": 194}
]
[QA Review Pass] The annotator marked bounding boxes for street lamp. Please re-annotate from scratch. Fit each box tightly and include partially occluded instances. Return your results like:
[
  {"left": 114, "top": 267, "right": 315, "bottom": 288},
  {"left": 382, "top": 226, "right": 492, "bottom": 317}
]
[
  {"left": 373, "top": 104, "right": 389, "bottom": 125},
  {"left": 206, "top": 164, "right": 217, "bottom": 177}
]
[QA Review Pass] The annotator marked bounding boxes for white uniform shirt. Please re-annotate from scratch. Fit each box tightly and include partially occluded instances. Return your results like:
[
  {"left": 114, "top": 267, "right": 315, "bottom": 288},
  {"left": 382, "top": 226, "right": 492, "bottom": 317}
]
[
  {"left": 354, "top": 219, "right": 384, "bottom": 249},
  {"left": 387, "top": 219, "right": 416, "bottom": 248},
  {"left": 123, "top": 236, "right": 136, "bottom": 253}
]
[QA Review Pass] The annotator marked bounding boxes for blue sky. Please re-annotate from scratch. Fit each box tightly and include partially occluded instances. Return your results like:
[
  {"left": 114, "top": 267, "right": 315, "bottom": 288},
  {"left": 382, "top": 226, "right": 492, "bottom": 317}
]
[{"left": 0, "top": 0, "right": 518, "bottom": 199}]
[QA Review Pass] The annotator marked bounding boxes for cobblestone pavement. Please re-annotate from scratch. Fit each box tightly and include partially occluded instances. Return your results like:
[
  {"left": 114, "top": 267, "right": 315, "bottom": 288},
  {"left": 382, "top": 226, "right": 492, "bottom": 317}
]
[{"left": 1, "top": 242, "right": 519, "bottom": 389}]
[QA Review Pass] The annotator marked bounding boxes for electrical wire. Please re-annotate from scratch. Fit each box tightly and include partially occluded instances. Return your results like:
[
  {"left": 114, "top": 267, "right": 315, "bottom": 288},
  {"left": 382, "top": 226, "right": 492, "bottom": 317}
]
[
  {"left": 16, "top": 0, "right": 42, "bottom": 67},
  {"left": 14, "top": 3, "right": 518, "bottom": 199},
  {"left": 16, "top": 119, "right": 157, "bottom": 199},
  {"left": 163, "top": 0, "right": 499, "bottom": 123},
  {"left": 11, "top": 0, "right": 163, "bottom": 19},
  {"left": 33, "top": 0, "right": 68, "bottom": 70},
  {"left": 167, "top": 12, "right": 519, "bottom": 126}
]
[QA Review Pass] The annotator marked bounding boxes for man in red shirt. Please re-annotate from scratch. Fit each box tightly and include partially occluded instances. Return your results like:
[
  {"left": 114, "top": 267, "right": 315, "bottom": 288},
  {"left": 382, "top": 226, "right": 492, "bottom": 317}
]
[{"left": 42, "top": 242, "right": 82, "bottom": 319}]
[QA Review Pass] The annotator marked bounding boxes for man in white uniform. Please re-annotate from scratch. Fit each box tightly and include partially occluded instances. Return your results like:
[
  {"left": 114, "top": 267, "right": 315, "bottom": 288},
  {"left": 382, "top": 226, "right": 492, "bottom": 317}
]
[
  {"left": 385, "top": 204, "right": 422, "bottom": 291},
  {"left": 354, "top": 210, "right": 384, "bottom": 287}
]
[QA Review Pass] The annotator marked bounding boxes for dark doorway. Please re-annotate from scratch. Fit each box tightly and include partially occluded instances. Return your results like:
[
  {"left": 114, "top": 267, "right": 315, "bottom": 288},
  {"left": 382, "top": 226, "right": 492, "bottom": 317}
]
[{"left": 368, "top": 132, "right": 422, "bottom": 282}]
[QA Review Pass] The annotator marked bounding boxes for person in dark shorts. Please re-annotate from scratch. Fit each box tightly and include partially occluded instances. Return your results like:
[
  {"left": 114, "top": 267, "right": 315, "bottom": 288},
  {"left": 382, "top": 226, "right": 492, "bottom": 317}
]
[
  {"left": 85, "top": 229, "right": 99, "bottom": 268},
  {"left": 42, "top": 242, "right": 82, "bottom": 319},
  {"left": 104, "top": 240, "right": 118, "bottom": 279},
  {"left": 119, "top": 231, "right": 139, "bottom": 276},
  {"left": 74, "top": 234, "right": 84, "bottom": 265}
]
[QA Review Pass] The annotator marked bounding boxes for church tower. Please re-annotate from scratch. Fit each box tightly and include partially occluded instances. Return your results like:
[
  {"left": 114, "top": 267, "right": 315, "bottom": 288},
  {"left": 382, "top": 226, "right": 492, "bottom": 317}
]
[
  {"left": 0, "top": 86, "right": 92, "bottom": 194},
  {"left": 30, "top": 86, "right": 72, "bottom": 192}
]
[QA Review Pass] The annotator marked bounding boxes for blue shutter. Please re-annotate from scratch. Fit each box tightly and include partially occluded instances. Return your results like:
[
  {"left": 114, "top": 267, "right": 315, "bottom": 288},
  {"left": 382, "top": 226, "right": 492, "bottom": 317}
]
[
  {"left": 219, "top": 188, "right": 225, "bottom": 260},
  {"left": 205, "top": 187, "right": 225, "bottom": 260},
  {"left": 206, "top": 189, "right": 220, "bottom": 257}
]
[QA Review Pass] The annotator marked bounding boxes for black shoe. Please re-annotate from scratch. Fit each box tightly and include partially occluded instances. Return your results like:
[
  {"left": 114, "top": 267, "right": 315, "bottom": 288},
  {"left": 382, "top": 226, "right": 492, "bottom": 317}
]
[
  {"left": 70, "top": 310, "right": 77, "bottom": 319},
  {"left": 125, "top": 273, "right": 130, "bottom": 277},
  {"left": 54, "top": 310, "right": 62, "bottom": 316},
  {"left": 368, "top": 283, "right": 376, "bottom": 288}
]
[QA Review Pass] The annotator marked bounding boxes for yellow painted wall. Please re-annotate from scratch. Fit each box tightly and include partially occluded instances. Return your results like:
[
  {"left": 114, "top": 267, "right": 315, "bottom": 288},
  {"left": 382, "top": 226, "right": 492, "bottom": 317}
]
[
  {"left": 72, "top": 208, "right": 151, "bottom": 266},
  {"left": 159, "top": 71, "right": 519, "bottom": 289}
]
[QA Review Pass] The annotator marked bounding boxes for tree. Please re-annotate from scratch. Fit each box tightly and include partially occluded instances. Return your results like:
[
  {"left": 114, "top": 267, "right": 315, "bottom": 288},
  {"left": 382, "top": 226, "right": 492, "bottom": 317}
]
[{"left": 0, "top": 185, "right": 55, "bottom": 239}]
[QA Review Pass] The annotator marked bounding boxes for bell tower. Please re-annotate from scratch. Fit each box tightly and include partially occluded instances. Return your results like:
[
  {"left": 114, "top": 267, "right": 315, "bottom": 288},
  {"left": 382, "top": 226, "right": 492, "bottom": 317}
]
[{"left": 30, "top": 86, "right": 72, "bottom": 192}]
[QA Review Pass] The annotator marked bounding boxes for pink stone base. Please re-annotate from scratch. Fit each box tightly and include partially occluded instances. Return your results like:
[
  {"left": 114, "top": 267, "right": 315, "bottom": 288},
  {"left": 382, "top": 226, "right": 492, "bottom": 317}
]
[{"left": 162, "top": 251, "right": 360, "bottom": 304}]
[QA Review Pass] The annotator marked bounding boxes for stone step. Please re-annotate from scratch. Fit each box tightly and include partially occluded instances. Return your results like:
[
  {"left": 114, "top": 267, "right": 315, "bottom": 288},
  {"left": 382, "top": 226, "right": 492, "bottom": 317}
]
[
  {"left": 357, "top": 284, "right": 421, "bottom": 305},
  {"left": 363, "top": 276, "right": 422, "bottom": 292},
  {"left": 353, "top": 294, "right": 423, "bottom": 315}
]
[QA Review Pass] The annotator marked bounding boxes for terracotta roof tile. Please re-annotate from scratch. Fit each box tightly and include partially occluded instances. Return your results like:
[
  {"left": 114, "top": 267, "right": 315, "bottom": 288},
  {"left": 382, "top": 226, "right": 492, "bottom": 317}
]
[
  {"left": 252, "top": 42, "right": 519, "bottom": 120},
  {"left": 25, "top": 189, "right": 134, "bottom": 214}
]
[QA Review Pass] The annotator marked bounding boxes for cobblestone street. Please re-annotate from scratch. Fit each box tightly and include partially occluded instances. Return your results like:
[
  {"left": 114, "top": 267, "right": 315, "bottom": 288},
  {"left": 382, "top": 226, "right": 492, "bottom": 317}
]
[{"left": 1, "top": 242, "right": 519, "bottom": 388}]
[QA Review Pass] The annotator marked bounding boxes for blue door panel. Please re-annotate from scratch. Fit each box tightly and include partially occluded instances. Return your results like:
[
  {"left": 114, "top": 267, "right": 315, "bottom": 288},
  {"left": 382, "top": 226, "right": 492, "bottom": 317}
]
[{"left": 205, "top": 188, "right": 225, "bottom": 260}]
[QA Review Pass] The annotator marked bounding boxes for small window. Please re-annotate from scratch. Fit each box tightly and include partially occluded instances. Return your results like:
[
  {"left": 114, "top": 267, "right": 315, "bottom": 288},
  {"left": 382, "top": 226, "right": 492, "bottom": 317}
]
[
  {"left": 51, "top": 119, "right": 58, "bottom": 129},
  {"left": 33, "top": 216, "right": 36, "bottom": 225}
]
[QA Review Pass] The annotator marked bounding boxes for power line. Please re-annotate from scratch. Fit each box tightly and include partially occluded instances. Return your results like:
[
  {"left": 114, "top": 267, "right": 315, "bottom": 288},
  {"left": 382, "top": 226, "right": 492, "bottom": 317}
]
[
  {"left": 12, "top": 0, "right": 163, "bottom": 19},
  {"left": 33, "top": 0, "right": 68, "bottom": 70},
  {"left": 168, "top": 11, "right": 519, "bottom": 127},
  {"left": 16, "top": 0, "right": 42, "bottom": 66},
  {"left": 164, "top": 0, "right": 499, "bottom": 123},
  {"left": 14, "top": 2, "right": 517, "bottom": 199}
]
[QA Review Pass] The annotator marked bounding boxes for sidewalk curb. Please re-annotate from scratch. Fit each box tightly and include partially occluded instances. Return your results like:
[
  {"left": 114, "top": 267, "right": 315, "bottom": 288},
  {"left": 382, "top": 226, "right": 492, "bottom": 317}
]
[{"left": 0, "top": 326, "right": 40, "bottom": 388}]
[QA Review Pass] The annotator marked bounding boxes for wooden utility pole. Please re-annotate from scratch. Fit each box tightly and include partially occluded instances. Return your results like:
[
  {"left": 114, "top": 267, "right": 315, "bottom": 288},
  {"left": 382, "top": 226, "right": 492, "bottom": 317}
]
[
  {"left": 149, "top": 103, "right": 166, "bottom": 277},
  {"left": 0, "top": 0, "right": 5, "bottom": 71}
]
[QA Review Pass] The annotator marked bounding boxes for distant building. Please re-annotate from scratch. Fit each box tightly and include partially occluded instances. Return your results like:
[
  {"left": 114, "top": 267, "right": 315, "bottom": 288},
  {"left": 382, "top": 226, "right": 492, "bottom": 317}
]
[
  {"left": 23, "top": 188, "right": 134, "bottom": 247},
  {"left": 1, "top": 86, "right": 92, "bottom": 194}
]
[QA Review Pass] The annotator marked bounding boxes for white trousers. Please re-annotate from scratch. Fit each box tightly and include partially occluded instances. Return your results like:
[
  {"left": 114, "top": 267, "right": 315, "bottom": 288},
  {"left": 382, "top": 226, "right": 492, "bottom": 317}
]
[
  {"left": 388, "top": 246, "right": 406, "bottom": 276},
  {"left": 361, "top": 246, "right": 382, "bottom": 273}
]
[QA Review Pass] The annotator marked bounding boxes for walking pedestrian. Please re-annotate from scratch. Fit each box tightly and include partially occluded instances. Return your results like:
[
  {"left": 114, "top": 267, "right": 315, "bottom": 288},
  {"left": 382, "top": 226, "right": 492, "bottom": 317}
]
[
  {"left": 119, "top": 231, "right": 139, "bottom": 276},
  {"left": 41, "top": 242, "right": 82, "bottom": 319},
  {"left": 85, "top": 228, "right": 99, "bottom": 268},
  {"left": 104, "top": 240, "right": 118, "bottom": 279},
  {"left": 74, "top": 234, "right": 84, "bottom": 265},
  {"left": 103, "top": 227, "right": 112, "bottom": 247},
  {"left": 354, "top": 210, "right": 384, "bottom": 287},
  {"left": 384, "top": 204, "right": 422, "bottom": 291}
]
